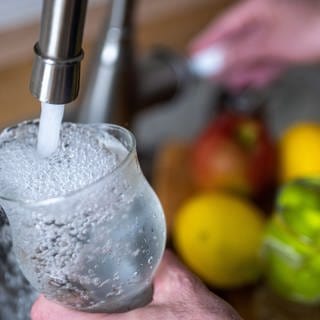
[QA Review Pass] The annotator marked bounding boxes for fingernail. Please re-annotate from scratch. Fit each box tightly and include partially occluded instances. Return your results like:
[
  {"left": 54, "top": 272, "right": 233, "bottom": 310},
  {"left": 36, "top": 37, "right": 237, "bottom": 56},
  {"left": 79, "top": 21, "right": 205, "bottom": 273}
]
[{"left": 188, "top": 46, "right": 225, "bottom": 78}]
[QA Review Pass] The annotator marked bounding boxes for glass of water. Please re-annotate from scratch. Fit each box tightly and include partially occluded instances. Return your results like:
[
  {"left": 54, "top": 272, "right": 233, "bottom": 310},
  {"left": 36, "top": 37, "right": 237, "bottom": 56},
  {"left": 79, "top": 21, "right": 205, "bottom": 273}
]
[{"left": 0, "top": 121, "right": 166, "bottom": 313}]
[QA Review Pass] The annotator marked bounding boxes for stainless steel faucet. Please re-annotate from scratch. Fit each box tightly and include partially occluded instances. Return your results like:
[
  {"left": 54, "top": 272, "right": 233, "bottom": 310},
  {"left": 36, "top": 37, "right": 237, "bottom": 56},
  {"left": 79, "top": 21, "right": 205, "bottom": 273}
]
[
  {"left": 30, "top": 0, "right": 88, "bottom": 104},
  {"left": 30, "top": 0, "right": 189, "bottom": 124}
]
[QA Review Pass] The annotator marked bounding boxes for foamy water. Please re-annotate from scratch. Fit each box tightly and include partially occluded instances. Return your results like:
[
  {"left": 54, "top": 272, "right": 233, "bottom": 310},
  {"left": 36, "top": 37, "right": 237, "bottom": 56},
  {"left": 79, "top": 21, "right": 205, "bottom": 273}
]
[
  {"left": 0, "top": 122, "right": 128, "bottom": 201},
  {"left": 37, "top": 103, "right": 65, "bottom": 157}
]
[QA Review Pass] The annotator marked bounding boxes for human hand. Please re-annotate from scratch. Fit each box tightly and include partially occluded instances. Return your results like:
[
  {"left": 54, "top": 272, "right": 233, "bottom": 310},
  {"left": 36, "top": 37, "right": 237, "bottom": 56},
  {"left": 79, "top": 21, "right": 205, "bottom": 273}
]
[
  {"left": 31, "top": 250, "right": 242, "bottom": 320},
  {"left": 190, "top": 0, "right": 320, "bottom": 90}
]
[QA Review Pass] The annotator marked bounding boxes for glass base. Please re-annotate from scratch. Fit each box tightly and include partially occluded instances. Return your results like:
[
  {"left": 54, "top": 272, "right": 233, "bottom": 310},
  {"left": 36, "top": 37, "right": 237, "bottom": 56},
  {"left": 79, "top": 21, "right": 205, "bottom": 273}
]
[{"left": 68, "top": 284, "right": 154, "bottom": 314}]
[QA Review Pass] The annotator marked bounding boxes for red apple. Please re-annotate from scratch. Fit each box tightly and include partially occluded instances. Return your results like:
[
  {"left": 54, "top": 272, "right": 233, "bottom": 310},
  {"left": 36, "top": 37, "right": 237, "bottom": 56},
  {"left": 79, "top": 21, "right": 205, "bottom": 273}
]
[{"left": 191, "top": 112, "right": 277, "bottom": 195}]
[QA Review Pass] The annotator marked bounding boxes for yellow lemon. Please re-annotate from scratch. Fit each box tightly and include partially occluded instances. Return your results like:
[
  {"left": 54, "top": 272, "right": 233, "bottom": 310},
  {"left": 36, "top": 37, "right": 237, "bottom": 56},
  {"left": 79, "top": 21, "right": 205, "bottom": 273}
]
[
  {"left": 279, "top": 123, "right": 320, "bottom": 182},
  {"left": 172, "top": 192, "right": 265, "bottom": 288}
]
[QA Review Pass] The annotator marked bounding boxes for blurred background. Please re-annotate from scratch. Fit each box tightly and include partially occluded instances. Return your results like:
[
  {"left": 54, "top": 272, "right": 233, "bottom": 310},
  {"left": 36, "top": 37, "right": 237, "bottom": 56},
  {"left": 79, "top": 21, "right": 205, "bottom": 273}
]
[
  {"left": 0, "top": 0, "right": 231, "bottom": 127},
  {"left": 1, "top": 0, "right": 320, "bottom": 319}
]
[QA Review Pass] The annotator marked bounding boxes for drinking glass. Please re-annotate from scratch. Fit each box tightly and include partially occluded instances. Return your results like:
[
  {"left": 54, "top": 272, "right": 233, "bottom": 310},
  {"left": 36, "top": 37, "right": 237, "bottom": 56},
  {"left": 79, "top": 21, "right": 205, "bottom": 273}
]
[{"left": 0, "top": 121, "right": 166, "bottom": 313}]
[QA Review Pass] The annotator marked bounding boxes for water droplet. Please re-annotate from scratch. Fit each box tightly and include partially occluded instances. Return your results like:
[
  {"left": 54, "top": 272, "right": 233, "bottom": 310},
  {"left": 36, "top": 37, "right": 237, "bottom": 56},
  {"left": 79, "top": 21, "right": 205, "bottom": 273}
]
[{"left": 93, "top": 277, "right": 101, "bottom": 286}]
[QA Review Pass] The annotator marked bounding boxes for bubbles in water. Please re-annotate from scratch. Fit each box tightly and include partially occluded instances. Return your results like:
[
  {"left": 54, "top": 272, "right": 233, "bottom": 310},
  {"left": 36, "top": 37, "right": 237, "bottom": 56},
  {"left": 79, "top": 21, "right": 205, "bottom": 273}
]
[
  {"left": 0, "top": 122, "right": 128, "bottom": 202},
  {"left": 0, "top": 121, "right": 166, "bottom": 313}
]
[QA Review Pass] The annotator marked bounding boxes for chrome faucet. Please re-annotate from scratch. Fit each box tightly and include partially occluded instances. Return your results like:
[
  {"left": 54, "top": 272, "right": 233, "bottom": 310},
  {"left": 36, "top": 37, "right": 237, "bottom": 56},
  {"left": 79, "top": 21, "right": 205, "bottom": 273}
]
[
  {"left": 30, "top": 0, "right": 88, "bottom": 104},
  {"left": 30, "top": 0, "right": 189, "bottom": 125}
]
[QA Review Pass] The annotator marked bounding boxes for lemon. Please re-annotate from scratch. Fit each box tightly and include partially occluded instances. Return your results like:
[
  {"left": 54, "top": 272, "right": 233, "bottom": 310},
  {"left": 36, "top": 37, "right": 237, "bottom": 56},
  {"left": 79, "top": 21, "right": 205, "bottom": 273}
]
[
  {"left": 172, "top": 192, "right": 265, "bottom": 288},
  {"left": 279, "top": 123, "right": 320, "bottom": 182}
]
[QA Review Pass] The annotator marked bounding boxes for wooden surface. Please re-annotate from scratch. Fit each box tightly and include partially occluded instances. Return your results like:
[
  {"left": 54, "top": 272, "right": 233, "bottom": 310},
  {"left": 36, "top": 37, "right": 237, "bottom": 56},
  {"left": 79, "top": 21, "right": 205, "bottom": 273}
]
[
  {"left": 153, "top": 143, "right": 195, "bottom": 232},
  {"left": 152, "top": 142, "right": 320, "bottom": 320}
]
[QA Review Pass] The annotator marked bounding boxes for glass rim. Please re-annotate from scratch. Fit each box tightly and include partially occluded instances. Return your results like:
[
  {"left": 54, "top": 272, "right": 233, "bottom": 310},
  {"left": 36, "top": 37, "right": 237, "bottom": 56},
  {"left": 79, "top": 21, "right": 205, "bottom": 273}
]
[{"left": 0, "top": 121, "right": 136, "bottom": 207}]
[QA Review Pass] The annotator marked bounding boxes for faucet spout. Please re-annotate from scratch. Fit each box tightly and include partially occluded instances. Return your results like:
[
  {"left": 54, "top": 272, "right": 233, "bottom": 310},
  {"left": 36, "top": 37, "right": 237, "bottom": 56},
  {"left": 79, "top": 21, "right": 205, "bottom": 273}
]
[{"left": 30, "top": 0, "right": 88, "bottom": 104}]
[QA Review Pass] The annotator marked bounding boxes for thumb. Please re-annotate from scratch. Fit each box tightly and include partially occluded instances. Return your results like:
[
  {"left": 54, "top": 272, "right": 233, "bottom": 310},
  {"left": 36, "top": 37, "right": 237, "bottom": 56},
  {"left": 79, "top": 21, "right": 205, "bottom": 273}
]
[
  {"left": 152, "top": 250, "right": 208, "bottom": 305},
  {"left": 151, "top": 251, "right": 243, "bottom": 320}
]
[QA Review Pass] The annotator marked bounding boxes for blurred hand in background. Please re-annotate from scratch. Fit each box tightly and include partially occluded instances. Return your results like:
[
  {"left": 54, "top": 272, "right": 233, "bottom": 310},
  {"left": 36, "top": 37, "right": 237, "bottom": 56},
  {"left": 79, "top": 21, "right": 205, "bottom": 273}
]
[{"left": 190, "top": 0, "right": 320, "bottom": 90}]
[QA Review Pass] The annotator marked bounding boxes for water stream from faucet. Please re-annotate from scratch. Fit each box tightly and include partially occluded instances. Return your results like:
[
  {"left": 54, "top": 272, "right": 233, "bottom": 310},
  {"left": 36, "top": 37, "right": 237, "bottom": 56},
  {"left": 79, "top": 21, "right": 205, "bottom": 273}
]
[{"left": 37, "top": 103, "right": 65, "bottom": 157}]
